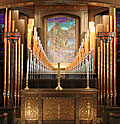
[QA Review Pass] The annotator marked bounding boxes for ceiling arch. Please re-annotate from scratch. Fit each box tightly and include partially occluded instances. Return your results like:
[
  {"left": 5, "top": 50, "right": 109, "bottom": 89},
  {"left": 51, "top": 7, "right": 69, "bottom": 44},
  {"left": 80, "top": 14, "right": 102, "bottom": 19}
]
[{"left": 0, "top": 0, "right": 120, "bottom": 9}]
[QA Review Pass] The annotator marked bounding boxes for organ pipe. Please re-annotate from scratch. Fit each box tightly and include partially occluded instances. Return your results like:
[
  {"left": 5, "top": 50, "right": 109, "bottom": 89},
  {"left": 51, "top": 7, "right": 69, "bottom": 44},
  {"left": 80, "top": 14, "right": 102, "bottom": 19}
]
[
  {"left": 17, "top": 37, "right": 21, "bottom": 106},
  {"left": 113, "top": 8, "right": 117, "bottom": 106},
  {"left": 101, "top": 41, "right": 104, "bottom": 105},
  {"left": 98, "top": 47, "right": 101, "bottom": 105},
  {"left": 7, "top": 10, "right": 12, "bottom": 102},
  {"left": 110, "top": 15, "right": 113, "bottom": 106},
  {"left": 14, "top": 41, "right": 17, "bottom": 106},
  {"left": 107, "top": 25, "right": 110, "bottom": 105},
  {"left": 21, "top": 44, "right": 24, "bottom": 90},
  {"left": 3, "top": 8, "right": 8, "bottom": 106}
]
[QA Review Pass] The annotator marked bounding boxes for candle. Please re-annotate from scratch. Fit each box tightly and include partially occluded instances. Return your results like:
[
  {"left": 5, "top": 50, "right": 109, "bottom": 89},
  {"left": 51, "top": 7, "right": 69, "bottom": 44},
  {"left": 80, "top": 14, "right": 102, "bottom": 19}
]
[
  {"left": 26, "top": 57, "right": 29, "bottom": 80},
  {"left": 86, "top": 59, "right": 90, "bottom": 89}
]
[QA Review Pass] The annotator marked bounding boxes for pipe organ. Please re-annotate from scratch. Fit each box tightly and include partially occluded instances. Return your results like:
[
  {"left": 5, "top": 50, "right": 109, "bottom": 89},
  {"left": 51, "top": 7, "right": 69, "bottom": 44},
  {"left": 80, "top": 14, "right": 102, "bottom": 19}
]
[
  {"left": 3, "top": 8, "right": 54, "bottom": 106},
  {"left": 3, "top": 8, "right": 24, "bottom": 106},
  {"left": 26, "top": 18, "right": 54, "bottom": 83},
  {"left": 66, "top": 22, "right": 95, "bottom": 75},
  {"left": 66, "top": 9, "right": 117, "bottom": 106},
  {"left": 3, "top": 6, "right": 117, "bottom": 107}
]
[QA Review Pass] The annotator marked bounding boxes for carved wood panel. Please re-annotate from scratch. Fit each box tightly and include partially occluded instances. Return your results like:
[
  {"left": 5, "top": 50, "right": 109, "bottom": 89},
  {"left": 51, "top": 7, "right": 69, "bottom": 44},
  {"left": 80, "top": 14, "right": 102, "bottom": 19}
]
[
  {"left": 25, "top": 97, "right": 38, "bottom": 120},
  {"left": 43, "top": 98, "right": 74, "bottom": 121}
]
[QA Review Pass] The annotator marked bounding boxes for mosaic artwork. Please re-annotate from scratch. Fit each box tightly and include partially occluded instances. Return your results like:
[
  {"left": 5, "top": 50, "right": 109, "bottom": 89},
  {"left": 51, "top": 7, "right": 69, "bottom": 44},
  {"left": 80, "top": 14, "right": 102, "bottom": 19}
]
[{"left": 47, "top": 16, "right": 76, "bottom": 63}]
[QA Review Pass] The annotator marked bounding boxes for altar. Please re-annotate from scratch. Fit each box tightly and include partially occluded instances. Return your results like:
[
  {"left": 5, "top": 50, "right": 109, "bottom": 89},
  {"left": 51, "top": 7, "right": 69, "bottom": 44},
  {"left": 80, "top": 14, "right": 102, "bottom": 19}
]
[{"left": 21, "top": 88, "right": 97, "bottom": 124}]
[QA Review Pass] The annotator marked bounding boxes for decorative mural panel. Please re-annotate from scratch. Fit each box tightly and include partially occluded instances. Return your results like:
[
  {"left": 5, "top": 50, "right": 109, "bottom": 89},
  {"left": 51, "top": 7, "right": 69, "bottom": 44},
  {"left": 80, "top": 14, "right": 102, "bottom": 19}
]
[
  {"left": 79, "top": 97, "right": 94, "bottom": 121},
  {"left": 47, "top": 16, "right": 76, "bottom": 62},
  {"left": 25, "top": 97, "right": 38, "bottom": 120},
  {"left": 43, "top": 98, "right": 74, "bottom": 121}
]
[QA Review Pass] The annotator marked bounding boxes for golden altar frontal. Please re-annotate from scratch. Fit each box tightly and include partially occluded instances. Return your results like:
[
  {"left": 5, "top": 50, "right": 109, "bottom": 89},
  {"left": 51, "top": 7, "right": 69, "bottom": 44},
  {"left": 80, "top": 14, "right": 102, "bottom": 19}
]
[{"left": 21, "top": 88, "right": 97, "bottom": 124}]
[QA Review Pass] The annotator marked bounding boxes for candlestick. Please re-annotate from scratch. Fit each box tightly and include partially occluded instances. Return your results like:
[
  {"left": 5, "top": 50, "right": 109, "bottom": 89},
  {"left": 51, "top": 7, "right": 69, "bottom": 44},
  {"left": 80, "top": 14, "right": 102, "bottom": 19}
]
[
  {"left": 86, "top": 58, "right": 90, "bottom": 89},
  {"left": 55, "top": 63, "right": 63, "bottom": 90},
  {"left": 25, "top": 57, "right": 29, "bottom": 90}
]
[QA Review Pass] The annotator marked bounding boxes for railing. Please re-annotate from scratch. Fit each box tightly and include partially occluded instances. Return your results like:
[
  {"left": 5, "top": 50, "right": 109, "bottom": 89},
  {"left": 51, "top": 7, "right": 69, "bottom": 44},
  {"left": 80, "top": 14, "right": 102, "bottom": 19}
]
[{"left": 28, "top": 72, "right": 97, "bottom": 79}]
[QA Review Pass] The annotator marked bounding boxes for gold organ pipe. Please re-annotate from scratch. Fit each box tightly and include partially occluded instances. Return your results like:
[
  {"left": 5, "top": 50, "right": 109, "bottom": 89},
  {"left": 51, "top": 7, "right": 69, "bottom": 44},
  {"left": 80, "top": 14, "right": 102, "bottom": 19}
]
[
  {"left": 14, "top": 41, "right": 17, "bottom": 106},
  {"left": 113, "top": 8, "right": 117, "bottom": 106},
  {"left": 101, "top": 41, "right": 104, "bottom": 105},
  {"left": 107, "top": 25, "right": 110, "bottom": 104},
  {"left": 8, "top": 10, "right": 11, "bottom": 32},
  {"left": 7, "top": 40, "right": 10, "bottom": 102},
  {"left": 104, "top": 43, "right": 106, "bottom": 103},
  {"left": 110, "top": 15, "right": 113, "bottom": 106},
  {"left": 93, "top": 29, "right": 96, "bottom": 73},
  {"left": 27, "top": 28, "right": 30, "bottom": 49},
  {"left": 12, "top": 20, "right": 15, "bottom": 32},
  {"left": 10, "top": 42, "right": 13, "bottom": 98},
  {"left": 4, "top": 38, "right": 7, "bottom": 106},
  {"left": 10, "top": 19, "right": 15, "bottom": 99},
  {"left": 107, "top": 42, "right": 110, "bottom": 103},
  {"left": 21, "top": 44, "right": 23, "bottom": 90},
  {"left": 3, "top": 8, "right": 8, "bottom": 106},
  {"left": 4, "top": 8, "right": 7, "bottom": 32},
  {"left": 98, "top": 47, "right": 101, "bottom": 105},
  {"left": 7, "top": 10, "right": 11, "bottom": 102},
  {"left": 18, "top": 37, "right": 21, "bottom": 106}
]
